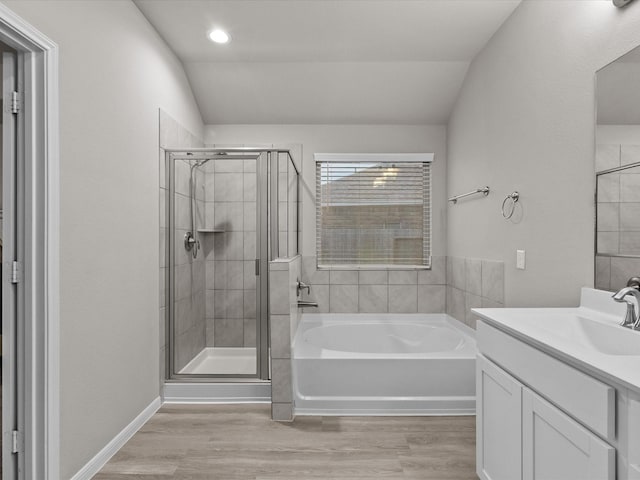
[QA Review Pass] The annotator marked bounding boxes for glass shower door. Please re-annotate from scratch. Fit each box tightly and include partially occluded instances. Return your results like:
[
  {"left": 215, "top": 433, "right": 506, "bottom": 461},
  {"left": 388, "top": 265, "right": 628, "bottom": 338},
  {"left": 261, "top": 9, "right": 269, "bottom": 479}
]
[{"left": 168, "top": 151, "right": 265, "bottom": 379}]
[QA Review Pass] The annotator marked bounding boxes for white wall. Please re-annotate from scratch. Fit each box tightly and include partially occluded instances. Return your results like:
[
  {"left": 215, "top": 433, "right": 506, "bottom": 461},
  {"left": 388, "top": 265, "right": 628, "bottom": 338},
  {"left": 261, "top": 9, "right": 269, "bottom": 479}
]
[
  {"left": 205, "top": 124, "right": 448, "bottom": 257},
  {"left": 597, "top": 61, "right": 640, "bottom": 125},
  {"left": 1, "top": 1, "right": 203, "bottom": 477},
  {"left": 447, "top": 0, "right": 640, "bottom": 308}
]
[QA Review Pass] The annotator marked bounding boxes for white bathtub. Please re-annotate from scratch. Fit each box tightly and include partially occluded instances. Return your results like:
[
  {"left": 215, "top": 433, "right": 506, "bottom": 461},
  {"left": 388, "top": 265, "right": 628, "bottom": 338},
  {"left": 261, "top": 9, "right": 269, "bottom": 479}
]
[{"left": 292, "top": 313, "right": 476, "bottom": 416}]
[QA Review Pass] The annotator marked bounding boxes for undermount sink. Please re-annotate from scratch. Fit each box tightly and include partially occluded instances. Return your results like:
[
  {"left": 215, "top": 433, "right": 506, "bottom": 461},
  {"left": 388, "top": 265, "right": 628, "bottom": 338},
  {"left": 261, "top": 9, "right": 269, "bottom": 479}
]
[
  {"left": 526, "top": 314, "right": 640, "bottom": 356},
  {"left": 572, "top": 316, "right": 640, "bottom": 356}
]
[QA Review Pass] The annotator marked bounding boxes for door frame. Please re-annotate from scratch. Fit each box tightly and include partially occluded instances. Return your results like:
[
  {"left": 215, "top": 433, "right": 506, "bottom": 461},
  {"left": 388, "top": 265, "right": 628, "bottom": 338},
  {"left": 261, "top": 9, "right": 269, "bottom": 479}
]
[{"left": 0, "top": 4, "right": 60, "bottom": 480}]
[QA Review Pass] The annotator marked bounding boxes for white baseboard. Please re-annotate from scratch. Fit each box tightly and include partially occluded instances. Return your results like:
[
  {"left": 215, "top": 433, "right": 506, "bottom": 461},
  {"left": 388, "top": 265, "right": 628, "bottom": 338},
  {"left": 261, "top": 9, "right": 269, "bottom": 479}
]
[
  {"left": 163, "top": 382, "right": 271, "bottom": 404},
  {"left": 70, "top": 396, "right": 161, "bottom": 480}
]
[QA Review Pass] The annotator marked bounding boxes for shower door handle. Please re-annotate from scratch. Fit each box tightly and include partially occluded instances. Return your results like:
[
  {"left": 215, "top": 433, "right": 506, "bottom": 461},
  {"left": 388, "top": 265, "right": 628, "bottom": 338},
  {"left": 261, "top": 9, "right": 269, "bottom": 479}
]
[{"left": 255, "top": 259, "right": 260, "bottom": 276}]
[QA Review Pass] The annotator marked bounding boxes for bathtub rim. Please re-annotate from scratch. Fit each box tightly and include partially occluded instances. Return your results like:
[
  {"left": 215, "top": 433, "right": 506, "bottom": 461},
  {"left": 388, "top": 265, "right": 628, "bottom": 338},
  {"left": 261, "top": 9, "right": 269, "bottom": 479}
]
[{"left": 293, "top": 313, "right": 477, "bottom": 360}]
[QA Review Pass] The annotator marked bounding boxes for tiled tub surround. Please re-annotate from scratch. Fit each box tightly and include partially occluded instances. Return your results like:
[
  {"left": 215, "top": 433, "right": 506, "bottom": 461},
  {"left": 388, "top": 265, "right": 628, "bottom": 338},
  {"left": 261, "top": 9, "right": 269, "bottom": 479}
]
[
  {"left": 596, "top": 144, "right": 640, "bottom": 256},
  {"left": 159, "top": 109, "right": 204, "bottom": 382},
  {"left": 300, "top": 256, "right": 447, "bottom": 315},
  {"left": 269, "top": 256, "right": 302, "bottom": 422},
  {"left": 299, "top": 255, "right": 503, "bottom": 329},
  {"left": 202, "top": 158, "right": 259, "bottom": 349},
  {"left": 446, "top": 257, "right": 504, "bottom": 329}
]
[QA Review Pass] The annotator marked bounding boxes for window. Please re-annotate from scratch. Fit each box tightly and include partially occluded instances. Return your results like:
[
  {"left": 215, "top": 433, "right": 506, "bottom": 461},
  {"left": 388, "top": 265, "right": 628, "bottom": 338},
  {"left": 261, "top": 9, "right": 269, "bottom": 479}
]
[{"left": 315, "top": 153, "right": 433, "bottom": 268}]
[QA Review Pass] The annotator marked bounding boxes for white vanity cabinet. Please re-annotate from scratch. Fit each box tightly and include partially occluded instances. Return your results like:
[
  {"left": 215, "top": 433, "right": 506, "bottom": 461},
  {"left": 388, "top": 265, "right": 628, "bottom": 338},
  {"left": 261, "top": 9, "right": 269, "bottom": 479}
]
[
  {"left": 477, "top": 320, "right": 618, "bottom": 480},
  {"left": 521, "top": 387, "right": 615, "bottom": 480},
  {"left": 476, "top": 355, "right": 522, "bottom": 480}
]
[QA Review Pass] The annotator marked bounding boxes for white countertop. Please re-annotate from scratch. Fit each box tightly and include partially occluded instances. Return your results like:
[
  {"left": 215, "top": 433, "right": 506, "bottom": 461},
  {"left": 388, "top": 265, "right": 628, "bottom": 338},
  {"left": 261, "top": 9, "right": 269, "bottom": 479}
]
[{"left": 473, "top": 288, "right": 640, "bottom": 393}]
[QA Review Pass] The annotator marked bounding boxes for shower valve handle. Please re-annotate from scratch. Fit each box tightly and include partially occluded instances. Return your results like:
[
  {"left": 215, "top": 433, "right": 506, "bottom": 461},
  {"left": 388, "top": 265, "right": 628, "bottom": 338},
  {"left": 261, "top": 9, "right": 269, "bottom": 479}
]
[
  {"left": 184, "top": 232, "right": 197, "bottom": 251},
  {"left": 297, "top": 279, "right": 311, "bottom": 297}
]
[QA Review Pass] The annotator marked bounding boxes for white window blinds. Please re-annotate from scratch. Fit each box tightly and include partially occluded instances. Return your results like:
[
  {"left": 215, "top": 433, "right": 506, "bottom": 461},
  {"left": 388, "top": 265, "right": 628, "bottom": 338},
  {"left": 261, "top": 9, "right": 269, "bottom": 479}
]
[{"left": 315, "top": 154, "right": 433, "bottom": 268}]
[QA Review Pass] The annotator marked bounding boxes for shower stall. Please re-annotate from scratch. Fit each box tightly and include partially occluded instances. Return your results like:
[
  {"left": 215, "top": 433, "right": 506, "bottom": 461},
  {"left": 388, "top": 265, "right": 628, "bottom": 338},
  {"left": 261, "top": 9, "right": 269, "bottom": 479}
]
[{"left": 164, "top": 148, "right": 299, "bottom": 381}]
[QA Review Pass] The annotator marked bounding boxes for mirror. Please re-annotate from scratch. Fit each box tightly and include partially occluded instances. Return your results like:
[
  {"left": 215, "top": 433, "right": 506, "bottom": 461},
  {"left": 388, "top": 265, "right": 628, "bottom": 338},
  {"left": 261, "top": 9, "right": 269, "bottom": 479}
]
[{"left": 595, "top": 45, "right": 640, "bottom": 290}]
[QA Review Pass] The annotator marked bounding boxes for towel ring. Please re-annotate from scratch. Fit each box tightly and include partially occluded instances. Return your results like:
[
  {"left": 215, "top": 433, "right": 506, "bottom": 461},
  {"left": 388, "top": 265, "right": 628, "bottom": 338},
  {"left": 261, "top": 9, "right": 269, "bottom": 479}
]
[{"left": 502, "top": 191, "right": 519, "bottom": 219}]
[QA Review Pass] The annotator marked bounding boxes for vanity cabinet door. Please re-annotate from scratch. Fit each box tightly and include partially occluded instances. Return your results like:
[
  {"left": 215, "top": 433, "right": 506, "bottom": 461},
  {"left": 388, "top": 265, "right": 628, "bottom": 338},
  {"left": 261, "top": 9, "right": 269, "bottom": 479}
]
[
  {"left": 522, "top": 388, "right": 615, "bottom": 480},
  {"left": 629, "top": 391, "right": 640, "bottom": 479},
  {"left": 477, "top": 354, "right": 523, "bottom": 480}
]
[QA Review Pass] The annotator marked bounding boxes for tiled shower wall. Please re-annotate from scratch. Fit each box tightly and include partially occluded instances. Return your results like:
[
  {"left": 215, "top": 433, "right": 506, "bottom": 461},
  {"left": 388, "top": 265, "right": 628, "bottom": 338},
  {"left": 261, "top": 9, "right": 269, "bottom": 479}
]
[
  {"left": 159, "top": 109, "right": 204, "bottom": 383},
  {"left": 596, "top": 144, "right": 640, "bottom": 256},
  {"left": 172, "top": 160, "right": 206, "bottom": 372},
  {"left": 202, "top": 159, "right": 258, "bottom": 348},
  {"left": 275, "top": 151, "right": 301, "bottom": 259},
  {"left": 300, "top": 255, "right": 504, "bottom": 329},
  {"left": 595, "top": 144, "right": 640, "bottom": 292},
  {"left": 200, "top": 145, "right": 300, "bottom": 347},
  {"left": 595, "top": 255, "right": 640, "bottom": 292}
]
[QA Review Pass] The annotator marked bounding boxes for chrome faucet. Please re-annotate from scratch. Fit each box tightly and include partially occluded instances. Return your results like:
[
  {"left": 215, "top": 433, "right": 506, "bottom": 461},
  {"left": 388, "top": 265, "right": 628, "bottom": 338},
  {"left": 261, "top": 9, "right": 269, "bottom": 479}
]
[
  {"left": 612, "top": 277, "right": 640, "bottom": 330},
  {"left": 296, "top": 279, "right": 311, "bottom": 297},
  {"left": 297, "top": 300, "right": 319, "bottom": 308},
  {"left": 296, "top": 279, "right": 317, "bottom": 307}
]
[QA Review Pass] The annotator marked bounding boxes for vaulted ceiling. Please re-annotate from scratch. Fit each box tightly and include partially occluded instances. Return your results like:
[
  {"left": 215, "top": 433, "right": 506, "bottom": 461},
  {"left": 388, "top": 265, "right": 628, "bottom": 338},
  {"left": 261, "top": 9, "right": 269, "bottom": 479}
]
[
  {"left": 597, "top": 45, "right": 640, "bottom": 125},
  {"left": 134, "top": 0, "right": 522, "bottom": 125}
]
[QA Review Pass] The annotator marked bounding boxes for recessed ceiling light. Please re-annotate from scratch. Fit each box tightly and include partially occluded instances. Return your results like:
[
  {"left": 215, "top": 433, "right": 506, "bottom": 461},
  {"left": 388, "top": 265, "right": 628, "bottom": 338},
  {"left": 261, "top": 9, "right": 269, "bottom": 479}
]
[{"left": 208, "top": 29, "right": 230, "bottom": 44}]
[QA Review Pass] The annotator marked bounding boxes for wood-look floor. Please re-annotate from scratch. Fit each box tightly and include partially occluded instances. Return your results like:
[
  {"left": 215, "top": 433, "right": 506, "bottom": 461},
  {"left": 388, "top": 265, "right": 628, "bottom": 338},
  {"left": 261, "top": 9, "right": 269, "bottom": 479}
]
[{"left": 95, "top": 404, "right": 477, "bottom": 480}]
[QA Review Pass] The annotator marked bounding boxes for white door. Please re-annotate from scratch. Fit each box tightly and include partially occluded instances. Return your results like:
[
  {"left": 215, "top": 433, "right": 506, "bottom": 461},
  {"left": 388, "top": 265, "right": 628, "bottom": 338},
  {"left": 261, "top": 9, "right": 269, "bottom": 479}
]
[
  {"left": 522, "top": 388, "right": 615, "bottom": 480},
  {"left": 477, "top": 354, "right": 523, "bottom": 480},
  {"left": 2, "top": 48, "right": 21, "bottom": 480}
]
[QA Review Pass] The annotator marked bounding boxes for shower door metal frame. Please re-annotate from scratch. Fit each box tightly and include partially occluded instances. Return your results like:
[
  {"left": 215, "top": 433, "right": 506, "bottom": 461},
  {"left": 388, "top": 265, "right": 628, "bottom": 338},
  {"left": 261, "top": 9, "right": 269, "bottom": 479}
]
[
  {"left": 257, "top": 152, "right": 270, "bottom": 379},
  {"left": 165, "top": 148, "right": 299, "bottom": 381}
]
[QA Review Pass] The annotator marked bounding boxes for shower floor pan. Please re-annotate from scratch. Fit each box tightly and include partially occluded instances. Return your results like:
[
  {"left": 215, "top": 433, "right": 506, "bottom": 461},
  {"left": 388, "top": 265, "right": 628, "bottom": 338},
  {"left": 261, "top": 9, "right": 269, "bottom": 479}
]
[{"left": 179, "top": 347, "right": 257, "bottom": 375}]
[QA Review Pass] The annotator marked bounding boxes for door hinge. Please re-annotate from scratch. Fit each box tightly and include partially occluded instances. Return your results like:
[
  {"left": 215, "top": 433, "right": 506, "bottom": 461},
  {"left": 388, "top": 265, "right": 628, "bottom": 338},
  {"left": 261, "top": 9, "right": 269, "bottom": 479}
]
[
  {"left": 11, "top": 430, "right": 20, "bottom": 454},
  {"left": 10, "top": 90, "right": 19, "bottom": 114},
  {"left": 10, "top": 260, "right": 21, "bottom": 284},
  {"left": 255, "top": 259, "right": 260, "bottom": 276}
]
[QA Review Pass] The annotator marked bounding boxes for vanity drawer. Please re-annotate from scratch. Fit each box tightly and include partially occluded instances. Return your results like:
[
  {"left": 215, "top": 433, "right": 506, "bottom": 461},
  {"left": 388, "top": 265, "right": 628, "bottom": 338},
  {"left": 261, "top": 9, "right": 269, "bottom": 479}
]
[{"left": 477, "top": 321, "right": 616, "bottom": 441}]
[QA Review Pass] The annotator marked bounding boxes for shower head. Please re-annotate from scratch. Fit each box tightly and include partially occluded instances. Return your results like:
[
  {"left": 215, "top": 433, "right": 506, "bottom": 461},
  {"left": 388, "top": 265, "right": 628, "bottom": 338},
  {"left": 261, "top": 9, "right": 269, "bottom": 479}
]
[{"left": 190, "top": 158, "right": 212, "bottom": 170}]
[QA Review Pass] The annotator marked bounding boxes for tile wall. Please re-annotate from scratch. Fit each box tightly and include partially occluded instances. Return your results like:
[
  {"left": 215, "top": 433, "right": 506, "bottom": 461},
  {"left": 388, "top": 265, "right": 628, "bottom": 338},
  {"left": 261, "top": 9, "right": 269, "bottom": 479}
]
[
  {"left": 275, "top": 151, "right": 300, "bottom": 259},
  {"left": 445, "top": 257, "right": 504, "bottom": 329},
  {"left": 202, "top": 158, "right": 258, "bottom": 348},
  {"left": 596, "top": 144, "right": 640, "bottom": 256},
  {"left": 269, "top": 256, "right": 301, "bottom": 422},
  {"left": 595, "top": 144, "right": 640, "bottom": 292},
  {"left": 299, "top": 255, "right": 504, "bottom": 329},
  {"left": 159, "top": 109, "right": 205, "bottom": 383},
  {"left": 204, "top": 143, "right": 302, "bottom": 259},
  {"left": 173, "top": 159, "right": 207, "bottom": 372},
  {"left": 199, "top": 144, "right": 301, "bottom": 348},
  {"left": 300, "top": 256, "right": 446, "bottom": 315},
  {"left": 595, "top": 254, "right": 640, "bottom": 292}
]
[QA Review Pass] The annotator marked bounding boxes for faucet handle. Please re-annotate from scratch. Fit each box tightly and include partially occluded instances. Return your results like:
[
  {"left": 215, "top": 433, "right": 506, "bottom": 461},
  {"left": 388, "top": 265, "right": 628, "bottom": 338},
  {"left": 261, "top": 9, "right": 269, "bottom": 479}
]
[
  {"left": 628, "top": 277, "right": 640, "bottom": 289},
  {"left": 296, "top": 279, "right": 311, "bottom": 297}
]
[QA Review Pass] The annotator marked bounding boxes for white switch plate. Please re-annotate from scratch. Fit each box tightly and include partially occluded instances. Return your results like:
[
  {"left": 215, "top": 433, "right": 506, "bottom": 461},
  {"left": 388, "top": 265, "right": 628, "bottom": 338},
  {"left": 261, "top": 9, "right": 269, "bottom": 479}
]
[{"left": 516, "top": 250, "right": 526, "bottom": 270}]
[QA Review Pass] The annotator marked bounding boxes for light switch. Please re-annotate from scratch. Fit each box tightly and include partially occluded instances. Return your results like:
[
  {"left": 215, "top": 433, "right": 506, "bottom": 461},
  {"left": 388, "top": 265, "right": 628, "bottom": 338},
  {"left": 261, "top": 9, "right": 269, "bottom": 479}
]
[{"left": 516, "top": 250, "right": 526, "bottom": 270}]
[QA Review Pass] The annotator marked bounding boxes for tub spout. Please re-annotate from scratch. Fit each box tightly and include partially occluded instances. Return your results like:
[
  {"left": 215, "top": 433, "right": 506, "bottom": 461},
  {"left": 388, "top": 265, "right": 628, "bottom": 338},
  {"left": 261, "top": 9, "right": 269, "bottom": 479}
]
[{"left": 297, "top": 300, "right": 318, "bottom": 308}]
